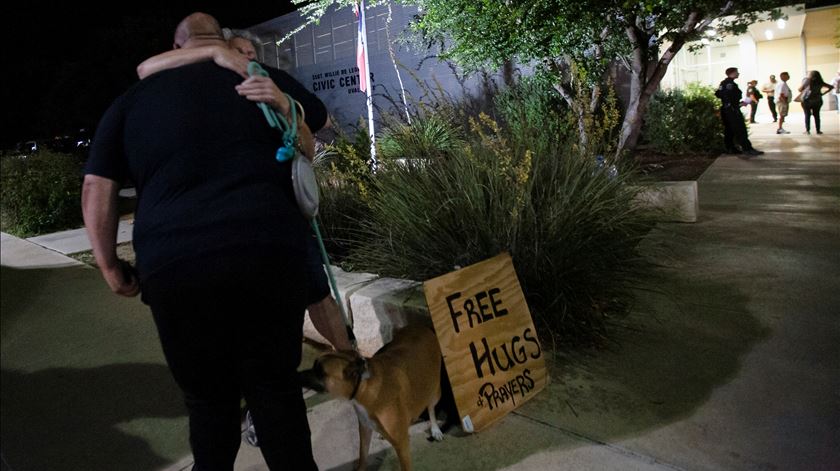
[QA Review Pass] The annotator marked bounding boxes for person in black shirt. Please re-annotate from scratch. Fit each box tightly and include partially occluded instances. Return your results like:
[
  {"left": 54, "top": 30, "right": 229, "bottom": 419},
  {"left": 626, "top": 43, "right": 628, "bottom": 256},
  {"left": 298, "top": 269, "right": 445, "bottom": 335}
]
[
  {"left": 798, "top": 70, "right": 834, "bottom": 135},
  {"left": 137, "top": 22, "right": 353, "bottom": 451},
  {"left": 746, "top": 80, "right": 762, "bottom": 124},
  {"left": 82, "top": 13, "right": 326, "bottom": 470},
  {"left": 137, "top": 24, "right": 352, "bottom": 355},
  {"left": 715, "top": 67, "right": 763, "bottom": 156}
]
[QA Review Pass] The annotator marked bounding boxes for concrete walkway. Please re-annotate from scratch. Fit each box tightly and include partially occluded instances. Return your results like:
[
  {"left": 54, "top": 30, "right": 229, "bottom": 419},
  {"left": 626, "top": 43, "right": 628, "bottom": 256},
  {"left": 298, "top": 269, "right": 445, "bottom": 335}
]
[
  {"left": 1, "top": 112, "right": 838, "bottom": 470},
  {"left": 25, "top": 219, "right": 134, "bottom": 255}
]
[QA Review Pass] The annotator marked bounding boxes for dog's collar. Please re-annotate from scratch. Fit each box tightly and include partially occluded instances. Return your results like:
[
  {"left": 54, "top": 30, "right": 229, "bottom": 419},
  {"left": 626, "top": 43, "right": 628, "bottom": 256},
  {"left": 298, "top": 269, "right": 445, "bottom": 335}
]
[{"left": 349, "top": 358, "right": 370, "bottom": 400}]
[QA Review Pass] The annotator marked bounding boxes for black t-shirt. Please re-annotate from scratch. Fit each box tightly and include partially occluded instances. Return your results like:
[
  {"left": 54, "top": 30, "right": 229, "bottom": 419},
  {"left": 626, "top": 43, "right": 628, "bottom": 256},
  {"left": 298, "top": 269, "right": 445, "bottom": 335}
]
[
  {"left": 716, "top": 77, "right": 742, "bottom": 107},
  {"left": 85, "top": 61, "right": 315, "bottom": 281}
]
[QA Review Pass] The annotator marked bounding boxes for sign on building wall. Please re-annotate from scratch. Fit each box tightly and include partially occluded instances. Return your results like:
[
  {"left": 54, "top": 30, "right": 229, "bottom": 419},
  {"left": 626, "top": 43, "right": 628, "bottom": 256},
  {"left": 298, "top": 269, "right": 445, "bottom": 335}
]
[
  {"left": 423, "top": 252, "right": 547, "bottom": 433},
  {"left": 311, "top": 66, "right": 372, "bottom": 95}
]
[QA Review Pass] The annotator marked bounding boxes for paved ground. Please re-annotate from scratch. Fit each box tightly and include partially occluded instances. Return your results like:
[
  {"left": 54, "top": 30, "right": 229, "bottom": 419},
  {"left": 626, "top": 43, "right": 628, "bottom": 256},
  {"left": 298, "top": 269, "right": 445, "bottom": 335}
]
[
  {"left": 25, "top": 219, "right": 134, "bottom": 255},
  {"left": 1, "top": 112, "right": 838, "bottom": 470}
]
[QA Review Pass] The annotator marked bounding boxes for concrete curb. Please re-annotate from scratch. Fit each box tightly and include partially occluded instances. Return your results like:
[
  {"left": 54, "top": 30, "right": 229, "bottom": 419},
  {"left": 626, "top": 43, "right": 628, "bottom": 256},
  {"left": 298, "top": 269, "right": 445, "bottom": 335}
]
[
  {"left": 635, "top": 180, "right": 698, "bottom": 223},
  {"left": 0, "top": 232, "right": 84, "bottom": 268},
  {"left": 303, "top": 267, "right": 431, "bottom": 357},
  {"left": 25, "top": 220, "right": 134, "bottom": 255}
]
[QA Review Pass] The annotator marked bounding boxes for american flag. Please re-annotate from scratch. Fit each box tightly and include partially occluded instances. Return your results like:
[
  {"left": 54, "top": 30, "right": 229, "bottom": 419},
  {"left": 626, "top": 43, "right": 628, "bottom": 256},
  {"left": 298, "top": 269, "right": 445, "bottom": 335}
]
[{"left": 355, "top": 0, "right": 368, "bottom": 92}]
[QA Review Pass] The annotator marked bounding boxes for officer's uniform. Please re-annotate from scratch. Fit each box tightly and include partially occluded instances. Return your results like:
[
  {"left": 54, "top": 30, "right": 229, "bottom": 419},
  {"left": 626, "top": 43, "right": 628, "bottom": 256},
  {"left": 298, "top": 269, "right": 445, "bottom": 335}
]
[{"left": 716, "top": 77, "right": 756, "bottom": 153}]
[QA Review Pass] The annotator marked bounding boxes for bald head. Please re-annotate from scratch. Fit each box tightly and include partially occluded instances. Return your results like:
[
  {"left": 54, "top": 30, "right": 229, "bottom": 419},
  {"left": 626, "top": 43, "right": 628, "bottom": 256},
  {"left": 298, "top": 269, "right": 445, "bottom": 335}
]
[{"left": 173, "top": 12, "right": 224, "bottom": 49}]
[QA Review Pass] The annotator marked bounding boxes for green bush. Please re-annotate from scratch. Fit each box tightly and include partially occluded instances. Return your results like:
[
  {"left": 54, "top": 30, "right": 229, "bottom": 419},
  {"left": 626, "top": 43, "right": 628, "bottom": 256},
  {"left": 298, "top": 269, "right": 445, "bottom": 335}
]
[
  {"left": 316, "top": 111, "right": 468, "bottom": 264},
  {"left": 642, "top": 83, "right": 724, "bottom": 154},
  {"left": 0, "top": 150, "right": 85, "bottom": 237},
  {"left": 346, "top": 106, "right": 657, "bottom": 343},
  {"left": 314, "top": 125, "right": 375, "bottom": 264},
  {"left": 378, "top": 112, "right": 465, "bottom": 163},
  {"left": 494, "top": 74, "right": 576, "bottom": 157}
]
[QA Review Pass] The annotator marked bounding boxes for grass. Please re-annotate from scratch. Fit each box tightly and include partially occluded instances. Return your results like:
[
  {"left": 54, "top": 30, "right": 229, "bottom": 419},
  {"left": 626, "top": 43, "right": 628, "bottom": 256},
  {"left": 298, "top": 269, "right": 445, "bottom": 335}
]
[{"left": 68, "top": 242, "right": 135, "bottom": 267}]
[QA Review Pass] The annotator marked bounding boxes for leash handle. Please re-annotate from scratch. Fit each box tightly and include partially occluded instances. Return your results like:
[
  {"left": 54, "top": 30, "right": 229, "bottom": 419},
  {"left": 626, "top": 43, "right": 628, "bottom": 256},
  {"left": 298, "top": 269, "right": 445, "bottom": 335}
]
[{"left": 247, "top": 61, "right": 298, "bottom": 162}]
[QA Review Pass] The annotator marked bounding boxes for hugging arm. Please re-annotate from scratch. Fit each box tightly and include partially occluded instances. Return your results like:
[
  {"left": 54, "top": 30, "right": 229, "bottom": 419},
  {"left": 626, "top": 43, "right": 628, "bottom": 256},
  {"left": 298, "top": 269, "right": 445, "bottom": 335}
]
[{"left": 137, "top": 45, "right": 249, "bottom": 79}]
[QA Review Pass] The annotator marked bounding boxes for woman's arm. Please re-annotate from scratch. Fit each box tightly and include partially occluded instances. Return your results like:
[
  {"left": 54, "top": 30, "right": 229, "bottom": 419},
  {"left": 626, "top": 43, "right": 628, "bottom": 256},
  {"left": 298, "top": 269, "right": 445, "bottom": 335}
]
[
  {"left": 798, "top": 78, "right": 809, "bottom": 92},
  {"left": 137, "top": 45, "right": 249, "bottom": 79}
]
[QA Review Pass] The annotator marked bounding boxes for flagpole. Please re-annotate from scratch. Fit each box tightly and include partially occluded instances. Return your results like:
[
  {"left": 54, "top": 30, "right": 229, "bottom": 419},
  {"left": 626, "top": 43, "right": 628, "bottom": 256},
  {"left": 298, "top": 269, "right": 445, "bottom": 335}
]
[{"left": 358, "top": 0, "right": 377, "bottom": 171}]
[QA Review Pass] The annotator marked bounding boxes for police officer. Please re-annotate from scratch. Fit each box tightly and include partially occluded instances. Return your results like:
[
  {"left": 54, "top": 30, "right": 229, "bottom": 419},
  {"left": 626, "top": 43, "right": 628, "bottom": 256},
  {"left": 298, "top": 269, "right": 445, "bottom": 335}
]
[{"left": 716, "top": 67, "right": 763, "bottom": 156}]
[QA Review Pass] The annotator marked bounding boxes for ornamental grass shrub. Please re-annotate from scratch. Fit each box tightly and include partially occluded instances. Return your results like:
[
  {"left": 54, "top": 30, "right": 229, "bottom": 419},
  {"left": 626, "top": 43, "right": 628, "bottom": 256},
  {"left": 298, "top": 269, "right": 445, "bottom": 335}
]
[
  {"left": 0, "top": 150, "right": 85, "bottom": 237},
  {"left": 642, "top": 83, "right": 724, "bottom": 155},
  {"left": 314, "top": 125, "right": 375, "bottom": 263},
  {"left": 333, "top": 81, "right": 658, "bottom": 344}
]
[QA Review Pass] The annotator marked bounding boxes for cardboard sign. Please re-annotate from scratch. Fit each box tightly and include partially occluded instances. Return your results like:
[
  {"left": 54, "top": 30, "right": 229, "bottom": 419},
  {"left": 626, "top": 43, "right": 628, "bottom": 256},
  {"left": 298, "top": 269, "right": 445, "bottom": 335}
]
[{"left": 423, "top": 253, "right": 547, "bottom": 433}]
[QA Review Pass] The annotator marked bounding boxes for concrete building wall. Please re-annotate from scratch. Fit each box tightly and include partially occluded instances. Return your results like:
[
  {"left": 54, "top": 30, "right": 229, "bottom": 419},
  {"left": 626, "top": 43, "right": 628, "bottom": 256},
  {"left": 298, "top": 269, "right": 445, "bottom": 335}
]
[
  {"left": 246, "top": 3, "right": 504, "bottom": 131},
  {"left": 756, "top": 37, "right": 806, "bottom": 86}
]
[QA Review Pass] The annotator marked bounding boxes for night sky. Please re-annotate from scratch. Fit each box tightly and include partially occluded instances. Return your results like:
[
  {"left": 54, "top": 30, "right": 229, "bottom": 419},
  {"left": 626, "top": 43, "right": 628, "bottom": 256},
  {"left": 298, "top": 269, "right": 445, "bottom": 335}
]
[{"left": 2, "top": 1, "right": 296, "bottom": 149}]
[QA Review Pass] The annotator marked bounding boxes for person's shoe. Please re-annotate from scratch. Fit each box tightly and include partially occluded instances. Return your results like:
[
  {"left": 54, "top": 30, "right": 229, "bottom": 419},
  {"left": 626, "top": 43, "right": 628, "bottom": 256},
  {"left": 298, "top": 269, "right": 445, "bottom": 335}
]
[
  {"left": 806, "top": 131, "right": 811, "bottom": 135},
  {"left": 725, "top": 148, "right": 742, "bottom": 155},
  {"left": 745, "top": 149, "right": 763, "bottom": 156},
  {"left": 817, "top": 131, "right": 824, "bottom": 135},
  {"left": 773, "top": 119, "right": 778, "bottom": 122},
  {"left": 749, "top": 120, "right": 757, "bottom": 124},
  {"left": 776, "top": 128, "right": 790, "bottom": 134}
]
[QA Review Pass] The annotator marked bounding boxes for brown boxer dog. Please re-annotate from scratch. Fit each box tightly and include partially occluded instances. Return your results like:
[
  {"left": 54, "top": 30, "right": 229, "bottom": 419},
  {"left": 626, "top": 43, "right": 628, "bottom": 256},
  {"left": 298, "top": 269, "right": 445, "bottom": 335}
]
[{"left": 303, "top": 324, "right": 444, "bottom": 470}]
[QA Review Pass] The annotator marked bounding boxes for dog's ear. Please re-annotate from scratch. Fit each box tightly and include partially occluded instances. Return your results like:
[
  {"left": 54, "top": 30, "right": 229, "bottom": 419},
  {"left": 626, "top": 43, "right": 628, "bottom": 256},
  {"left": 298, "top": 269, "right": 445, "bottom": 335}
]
[{"left": 343, "top": 355, "right": 369, "bottom": 381}]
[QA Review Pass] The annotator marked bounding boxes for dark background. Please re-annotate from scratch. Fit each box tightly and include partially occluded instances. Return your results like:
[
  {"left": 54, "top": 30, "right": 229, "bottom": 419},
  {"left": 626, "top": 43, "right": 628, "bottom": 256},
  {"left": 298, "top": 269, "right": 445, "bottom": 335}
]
[{"left": 2, "top": 1, "right": 297, "bottom": 149}]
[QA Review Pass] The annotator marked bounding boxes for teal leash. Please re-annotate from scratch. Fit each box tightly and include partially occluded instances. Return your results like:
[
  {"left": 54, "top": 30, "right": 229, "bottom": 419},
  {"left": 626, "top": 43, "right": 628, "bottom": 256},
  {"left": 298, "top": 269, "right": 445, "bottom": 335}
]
[
  {"left": 247, "top": 61, "right": 355, "bottom": 347},
  {"left": 247, "top": 61, "right": 298, "bottom": 163},
  {"left": 311, "top": 219, "right": 356, "bottom": 346}
]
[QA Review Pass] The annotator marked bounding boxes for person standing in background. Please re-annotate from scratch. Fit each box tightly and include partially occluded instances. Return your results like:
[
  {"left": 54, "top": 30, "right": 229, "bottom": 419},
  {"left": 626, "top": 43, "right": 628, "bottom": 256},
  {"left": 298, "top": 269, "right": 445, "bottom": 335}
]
[
  {"left": 715, "top": 67, "right": 763, "bottom": 156},
  {"left": 746, "top": 80, "right": 762, "bottom": 124},
  {"left": 774, "top": 72, "right": 792, "bottom": 135},
  {"left": 830, "top": 71, "right": 840, "bottom": 113},
  {"left": 762, "top": 75, "right": 778, "bottom": 123},
  {"left": 798, "top": 70, "right": 834, "bottom": 135}
]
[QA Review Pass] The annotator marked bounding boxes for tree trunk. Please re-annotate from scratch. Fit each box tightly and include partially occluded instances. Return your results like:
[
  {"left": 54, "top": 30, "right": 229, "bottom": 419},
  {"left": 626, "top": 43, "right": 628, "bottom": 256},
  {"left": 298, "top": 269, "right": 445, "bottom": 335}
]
[
  {"left": 616, "top": 11, "right": 709, "bottom": 158},
  {"left": 617, "top": 72, "right": 647, "bottom": 157},
  {"left": 502, "top": 59, "right": 515, "bottom": 88},
  {"left": 553, "top": 80, "right": 590, "bottom": 153},
  {"left": 616, "top": 25, "right": 648, "bottom": 158}
]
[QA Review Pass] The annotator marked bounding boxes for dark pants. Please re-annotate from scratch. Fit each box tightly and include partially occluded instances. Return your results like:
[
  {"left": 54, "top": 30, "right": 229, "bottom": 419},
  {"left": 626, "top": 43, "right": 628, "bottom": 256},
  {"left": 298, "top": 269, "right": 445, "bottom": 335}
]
[
  {"left": 142, "top": 248, "right": 316, "bottom": 471},
  {"left": 803, "top": 100, "right": 823, "bottom": 133},
  {"left": 749, "top": 102, "right": 758, "bottom": 123},
  {"left": 721, "top": 106, "right": 754, "bottom": 152},
  {"left": 767, "top": 96, "right": 777, "bottom": 121}
]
